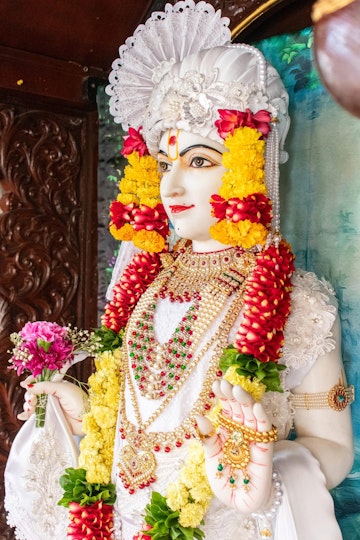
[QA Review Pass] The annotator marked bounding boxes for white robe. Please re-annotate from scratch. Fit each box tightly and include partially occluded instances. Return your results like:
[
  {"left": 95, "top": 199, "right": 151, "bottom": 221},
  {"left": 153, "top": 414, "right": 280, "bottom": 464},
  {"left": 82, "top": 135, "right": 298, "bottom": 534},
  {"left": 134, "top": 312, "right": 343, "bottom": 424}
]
[{"left": 5, "top": 270, "right": 342, "bottom": 539}]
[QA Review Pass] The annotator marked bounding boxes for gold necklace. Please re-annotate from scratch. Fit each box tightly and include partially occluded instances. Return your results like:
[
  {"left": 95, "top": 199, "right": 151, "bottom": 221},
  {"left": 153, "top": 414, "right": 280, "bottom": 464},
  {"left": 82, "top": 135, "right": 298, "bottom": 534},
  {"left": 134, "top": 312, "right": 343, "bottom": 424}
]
[
  {"left": 158, "top": 243, "right": 247, "bottom": 302},
  {"left": 127, "top": 249, "right": 256, "bottom": 400},
  {"left": 117, "top": 252, "right": 256, "bottom": 493}
]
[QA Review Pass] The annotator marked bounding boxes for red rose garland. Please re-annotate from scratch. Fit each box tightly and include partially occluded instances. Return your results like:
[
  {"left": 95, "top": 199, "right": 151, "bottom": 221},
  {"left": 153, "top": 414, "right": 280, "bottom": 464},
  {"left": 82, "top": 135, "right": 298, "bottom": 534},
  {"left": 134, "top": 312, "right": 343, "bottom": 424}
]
[
  {"left": 69, "top": 109, "right": 295, "bottom": 539},
  {"left": 67, "top": 501, "right": 114, "bottom": 540},
  {"left": 103, "top": 251, "right": 163, "bottom": 333},
  {"left": 235, "top": 241, "right": 295, "bottom": 363}
]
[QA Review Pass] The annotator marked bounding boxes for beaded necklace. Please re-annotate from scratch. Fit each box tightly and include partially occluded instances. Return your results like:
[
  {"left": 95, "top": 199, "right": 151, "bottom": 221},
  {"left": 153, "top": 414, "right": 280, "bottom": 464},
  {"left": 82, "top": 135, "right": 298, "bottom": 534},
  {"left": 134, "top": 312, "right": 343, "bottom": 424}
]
[
  {"left": 127, "top": 246, "right": 254, "bottom": 400},
  {"left": 117, "top": 249, "right": 256, "bottom": 493}
]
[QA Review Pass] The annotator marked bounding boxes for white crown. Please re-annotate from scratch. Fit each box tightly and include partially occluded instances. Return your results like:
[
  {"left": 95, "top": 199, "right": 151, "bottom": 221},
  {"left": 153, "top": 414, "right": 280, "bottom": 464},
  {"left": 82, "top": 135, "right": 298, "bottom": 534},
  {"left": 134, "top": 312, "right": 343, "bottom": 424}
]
[{"left": 106, "top": 1, "right": 231, "bottom": 133}]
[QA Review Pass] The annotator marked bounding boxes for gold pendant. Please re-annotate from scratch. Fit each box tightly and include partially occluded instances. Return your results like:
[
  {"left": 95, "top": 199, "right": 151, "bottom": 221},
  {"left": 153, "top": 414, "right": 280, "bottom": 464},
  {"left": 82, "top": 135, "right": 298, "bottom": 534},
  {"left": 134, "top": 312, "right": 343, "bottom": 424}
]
[
  {"left": 223, "top": 429, "right": 251, "bottom": 490},
  {"left": 223, "top": 429, "right": 251, "bottom": 469},
  {"left": 118, "top": 444, "right": 157, "bottom": 493}
]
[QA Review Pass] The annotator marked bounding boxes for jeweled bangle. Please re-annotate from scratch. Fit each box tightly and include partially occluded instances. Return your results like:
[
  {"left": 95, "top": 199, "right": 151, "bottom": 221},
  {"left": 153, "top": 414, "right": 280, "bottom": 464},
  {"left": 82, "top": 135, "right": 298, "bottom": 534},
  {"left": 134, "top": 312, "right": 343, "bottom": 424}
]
[{"left": 291, "top": 384, "right": 355, "bottom": 412}]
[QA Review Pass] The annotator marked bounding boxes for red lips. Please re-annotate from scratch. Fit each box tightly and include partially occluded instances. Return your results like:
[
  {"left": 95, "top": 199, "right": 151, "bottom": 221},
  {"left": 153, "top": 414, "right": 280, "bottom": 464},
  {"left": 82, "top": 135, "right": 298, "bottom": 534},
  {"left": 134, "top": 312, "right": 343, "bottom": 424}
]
[{"left": 169, "top": 204, "right": 194, "bottom": 214}]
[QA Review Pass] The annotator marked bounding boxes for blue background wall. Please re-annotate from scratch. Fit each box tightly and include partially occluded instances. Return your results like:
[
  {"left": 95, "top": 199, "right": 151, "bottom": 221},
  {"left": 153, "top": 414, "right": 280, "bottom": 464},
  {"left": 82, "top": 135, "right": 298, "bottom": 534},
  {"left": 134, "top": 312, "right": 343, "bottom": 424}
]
[{"left": 256, "top": 28, "right": 360, "bottom": 539}]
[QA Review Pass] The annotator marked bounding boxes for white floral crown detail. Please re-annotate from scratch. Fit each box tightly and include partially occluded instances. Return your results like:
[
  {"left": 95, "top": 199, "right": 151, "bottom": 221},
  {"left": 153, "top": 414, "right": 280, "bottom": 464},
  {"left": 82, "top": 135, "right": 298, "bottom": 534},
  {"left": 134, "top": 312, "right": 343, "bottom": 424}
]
[
  {"left": 106, "top": 0, "right": 231, "bottom": 133},
  {"left": 142, "top": 45, "right": 286, "bottom": 156}
]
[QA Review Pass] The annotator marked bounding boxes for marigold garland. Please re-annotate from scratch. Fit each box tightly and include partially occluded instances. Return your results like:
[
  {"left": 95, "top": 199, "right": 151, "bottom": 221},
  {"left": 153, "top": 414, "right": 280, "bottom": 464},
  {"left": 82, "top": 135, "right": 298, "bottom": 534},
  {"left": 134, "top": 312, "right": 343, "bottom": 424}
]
[
  {"left": 109, "top": 129, "right": 169, "bottom": 253},
  {"left": 166, "top": 441, "right": 213, "bottom": 528},
  {"left": 63, "top": 111, "right": 296, "bottom": 539},
  {"left": 79, "top": 348, "right": 123, "bottom": 484},
  {"left": 209, "top": 126, "right": 273, "bottom": 249}
]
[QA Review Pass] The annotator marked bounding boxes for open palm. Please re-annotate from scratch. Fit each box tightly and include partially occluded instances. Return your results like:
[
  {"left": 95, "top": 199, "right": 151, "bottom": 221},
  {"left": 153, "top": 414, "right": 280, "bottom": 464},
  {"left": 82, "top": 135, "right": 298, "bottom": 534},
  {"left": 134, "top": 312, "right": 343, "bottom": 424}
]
[{"left": 197, "top": 379, "right": 274, "bottom": 513}]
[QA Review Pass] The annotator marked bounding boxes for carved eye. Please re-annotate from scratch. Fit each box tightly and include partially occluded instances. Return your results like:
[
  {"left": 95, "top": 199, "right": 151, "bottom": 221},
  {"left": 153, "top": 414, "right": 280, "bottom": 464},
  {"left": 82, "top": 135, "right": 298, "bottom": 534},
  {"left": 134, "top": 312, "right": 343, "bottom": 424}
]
[
  {"left": 190, "top": 156, "right": 213, "bottom": 168},
  {"left": 158, "top": 160, "right": 170, "bottom": 173}
]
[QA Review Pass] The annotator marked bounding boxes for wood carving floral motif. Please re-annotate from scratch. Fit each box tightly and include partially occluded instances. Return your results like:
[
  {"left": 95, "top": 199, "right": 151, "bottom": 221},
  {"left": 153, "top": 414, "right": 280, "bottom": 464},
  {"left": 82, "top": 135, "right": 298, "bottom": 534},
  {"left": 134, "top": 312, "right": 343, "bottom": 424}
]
[{"left": 0, "top": 104, "right": 94, "bottom": 538}]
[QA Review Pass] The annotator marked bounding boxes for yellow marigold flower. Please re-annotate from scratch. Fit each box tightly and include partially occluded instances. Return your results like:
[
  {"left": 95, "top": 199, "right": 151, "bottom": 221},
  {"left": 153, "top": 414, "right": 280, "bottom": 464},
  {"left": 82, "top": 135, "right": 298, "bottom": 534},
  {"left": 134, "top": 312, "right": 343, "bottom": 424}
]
[
  {"left": 117, "top": 192, "right": 139, "bottom": 205},
  {"left": 79, "top": 432, "right": 103, "bottom": 452},
  {"left": 133, "top": 230, "right": 166, "bottom": 253},
  {"left": 166, "top": 483, "right": 189, "bottom": 511},
  {"left": 189, "top": 484, "right": 213, "bottom": 504},
  {"left": 119, "top": 177, "right": 138, "bottom": 195},
  {"left": 84, "top": 461, "right": 110, "bottom": 485},
  {"left": 224, "top": 127, "right": 264, "bottom": 153},
  {"left": 219, "top": 170, "right": 266, "bottom": 200},
  {"left": 87, "top": 373, "right": 103, "bottom": 395},
  {"left": 111, "top": 223, "right": 135, "bottom": 242},
  {"left": 92, "top": 405, "right": 117, "bottom": 429},
  {"left": 186, "top": 440, "right": 204, "bottom": 462},
  {"left": 179, "top": 503, "right": 205, "bottom": 528},
  {"left": 209, "top": 220, "right": 239, "bottom": 246},
  {"left": 224, "top": 367, "right": 266, "bottom": 401},
  {"left": 82, "top": 414, "right": 100, "bottom": 433},
  {"left": 139, "top": 197, "right": 160, "bottom": 209},
  {"left": 138, "top": 185, "right": 161, "bottom": 204},
  {"left": 210, "top": 220, "right": 268, "bottom": 249}
]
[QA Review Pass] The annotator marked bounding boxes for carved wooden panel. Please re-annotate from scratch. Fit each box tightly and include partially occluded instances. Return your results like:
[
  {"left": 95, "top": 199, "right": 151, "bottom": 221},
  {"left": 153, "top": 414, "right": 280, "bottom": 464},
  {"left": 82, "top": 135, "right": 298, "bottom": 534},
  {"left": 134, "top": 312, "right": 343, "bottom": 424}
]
[{"left": 0, "top": 101, "right": 98, "bottom": 538}]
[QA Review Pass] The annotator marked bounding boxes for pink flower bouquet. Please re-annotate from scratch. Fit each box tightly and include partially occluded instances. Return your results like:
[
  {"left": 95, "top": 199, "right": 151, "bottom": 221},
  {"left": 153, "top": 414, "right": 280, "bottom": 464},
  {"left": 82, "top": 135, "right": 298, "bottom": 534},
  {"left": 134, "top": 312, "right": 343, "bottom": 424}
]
[{"left": 8, "top": 321, "right": 99, "bottom": 427}]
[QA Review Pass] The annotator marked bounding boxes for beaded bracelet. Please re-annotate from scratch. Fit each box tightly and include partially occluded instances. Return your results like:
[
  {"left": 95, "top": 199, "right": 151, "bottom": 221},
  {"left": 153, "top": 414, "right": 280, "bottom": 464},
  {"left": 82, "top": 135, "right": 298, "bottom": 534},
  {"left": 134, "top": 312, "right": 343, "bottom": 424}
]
[
  {"left": 251, "top": 470, "right": 283, "bottom": 537},
  {"left": 291, "top": 384, "right": 354, "bottom": 412}
]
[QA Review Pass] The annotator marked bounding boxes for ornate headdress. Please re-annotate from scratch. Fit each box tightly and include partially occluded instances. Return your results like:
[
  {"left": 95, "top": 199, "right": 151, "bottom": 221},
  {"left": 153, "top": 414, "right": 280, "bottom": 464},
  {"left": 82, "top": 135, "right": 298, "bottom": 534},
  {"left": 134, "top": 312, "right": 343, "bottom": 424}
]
[{"left": 106, "top": 1, "right": 290, "bottom": 247}]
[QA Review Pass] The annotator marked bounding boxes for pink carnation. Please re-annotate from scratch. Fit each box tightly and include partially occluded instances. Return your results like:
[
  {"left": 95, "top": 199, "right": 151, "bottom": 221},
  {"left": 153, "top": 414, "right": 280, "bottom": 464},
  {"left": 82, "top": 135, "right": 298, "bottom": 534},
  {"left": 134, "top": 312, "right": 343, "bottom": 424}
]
[
  {"left": 20, "top": 321, "right": 67, "bottom": 342},
  {"left": 9, "top": 321, "right": 74, "bottom": 377}
]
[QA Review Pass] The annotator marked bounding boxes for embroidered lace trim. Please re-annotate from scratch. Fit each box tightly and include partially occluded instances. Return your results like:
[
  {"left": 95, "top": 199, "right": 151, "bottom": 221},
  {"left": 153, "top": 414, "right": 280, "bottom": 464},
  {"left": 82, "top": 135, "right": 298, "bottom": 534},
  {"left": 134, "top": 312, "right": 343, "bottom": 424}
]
[
  {"left": 282, "top": 269, "right": 337, "bottom": 388},
  {"left": 106, "top": 0, "right": 231, "bottom": 130},
  {"left": 5, "top": 424, "right": 70, "bottom": 540}
]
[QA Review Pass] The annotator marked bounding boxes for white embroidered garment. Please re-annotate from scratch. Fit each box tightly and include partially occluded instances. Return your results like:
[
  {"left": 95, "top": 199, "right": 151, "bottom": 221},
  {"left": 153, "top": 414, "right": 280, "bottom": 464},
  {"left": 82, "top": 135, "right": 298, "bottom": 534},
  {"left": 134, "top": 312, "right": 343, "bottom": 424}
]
[
  {"left": 113, "top": 270, "right": 342, "bottom": 539},
  {"left": 4, "top": 271, "right": 342, "bottom": 539},
  {"left": 5, "top": 395, "right": 77, "bottom": 540}
]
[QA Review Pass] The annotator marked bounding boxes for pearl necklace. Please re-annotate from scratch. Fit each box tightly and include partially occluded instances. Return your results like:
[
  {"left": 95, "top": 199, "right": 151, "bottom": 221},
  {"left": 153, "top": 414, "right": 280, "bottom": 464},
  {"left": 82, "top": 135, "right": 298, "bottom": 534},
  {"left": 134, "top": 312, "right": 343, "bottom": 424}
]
[
  {"left": 127, "top": 247, "right": 256, "bottom": 400},
  {"left": 117, "top": 251, "right": 256, "bottom": 493}
]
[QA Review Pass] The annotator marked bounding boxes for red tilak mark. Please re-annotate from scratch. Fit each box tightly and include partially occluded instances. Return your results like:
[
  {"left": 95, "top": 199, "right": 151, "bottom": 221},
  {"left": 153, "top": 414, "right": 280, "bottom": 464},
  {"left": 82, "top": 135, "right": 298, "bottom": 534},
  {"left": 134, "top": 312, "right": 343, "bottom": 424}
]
[{"left": 169, "top": 135, "right": 177, "bottom": 146}]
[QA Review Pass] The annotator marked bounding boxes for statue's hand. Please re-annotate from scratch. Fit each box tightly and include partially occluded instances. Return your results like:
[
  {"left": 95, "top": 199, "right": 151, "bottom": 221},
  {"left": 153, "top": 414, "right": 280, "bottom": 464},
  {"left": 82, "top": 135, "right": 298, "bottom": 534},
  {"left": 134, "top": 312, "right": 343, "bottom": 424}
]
[
  {"left": 18, "top": 375, "right": 88, "bottom": 436},
  {"left": 197, "top": 379, "right": 274, "bottom": 513}
]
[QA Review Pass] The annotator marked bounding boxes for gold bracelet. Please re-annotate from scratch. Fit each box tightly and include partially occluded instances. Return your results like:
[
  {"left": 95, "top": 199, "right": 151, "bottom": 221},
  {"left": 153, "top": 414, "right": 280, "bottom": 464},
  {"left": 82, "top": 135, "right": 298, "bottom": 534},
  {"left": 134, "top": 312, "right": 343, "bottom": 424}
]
[
  {"left": 198, "top": 430, "right": 216, "bottom": 440},
  {"left": 291, "top": 384, "right": 355, "bottom": 412},
  {"left": 217, "top": 412, "right": 278, "bottom": 443}
]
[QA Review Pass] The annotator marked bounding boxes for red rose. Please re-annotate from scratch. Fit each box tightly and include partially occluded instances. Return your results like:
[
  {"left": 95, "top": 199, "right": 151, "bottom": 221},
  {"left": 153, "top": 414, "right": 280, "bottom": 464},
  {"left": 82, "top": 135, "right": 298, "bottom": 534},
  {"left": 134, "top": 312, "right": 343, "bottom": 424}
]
[
  {"left": 132, "top": 204, "right": 169, "bottom": 238},
  {"left": 121, "top": 127, "right": 149, "bottom": 157},
  {"left": 215, "top": 108, "right": 272, "bottom": 139}
]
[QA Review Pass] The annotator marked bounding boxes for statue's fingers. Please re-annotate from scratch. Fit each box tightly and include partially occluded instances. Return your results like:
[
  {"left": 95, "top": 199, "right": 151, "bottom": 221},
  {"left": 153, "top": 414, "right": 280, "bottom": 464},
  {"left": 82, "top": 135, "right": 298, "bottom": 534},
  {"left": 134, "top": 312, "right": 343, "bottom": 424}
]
[
  {"left": 253, "top": 402, "right": 272, "bottom": 432},
  {"left": 196, "top": 415, "right": 221, "bottom": 460},
  {"left": 232, "top": 384, "right": 256, "bottom": 427}
]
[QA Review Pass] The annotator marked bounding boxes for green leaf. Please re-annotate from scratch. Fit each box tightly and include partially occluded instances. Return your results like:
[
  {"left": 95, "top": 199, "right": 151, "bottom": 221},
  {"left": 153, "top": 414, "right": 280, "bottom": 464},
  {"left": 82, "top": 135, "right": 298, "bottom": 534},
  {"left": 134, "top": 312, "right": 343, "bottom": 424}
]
[
  {"left": 219, "top": 346, "right": 285, "bottom": 393},
  {"left": 94, "top": 326, "right": 124, "bottom": 352},
  {"left": 57, "top": 468, "right": 116, "bottom": 507}
]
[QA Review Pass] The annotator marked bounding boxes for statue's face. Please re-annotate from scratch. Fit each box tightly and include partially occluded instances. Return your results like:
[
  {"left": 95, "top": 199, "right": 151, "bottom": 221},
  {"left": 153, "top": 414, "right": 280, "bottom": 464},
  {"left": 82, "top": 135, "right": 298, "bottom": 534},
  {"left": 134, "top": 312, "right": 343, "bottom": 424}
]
[{"left": 158, "top": 129, "right": 228, "bottom": 252}]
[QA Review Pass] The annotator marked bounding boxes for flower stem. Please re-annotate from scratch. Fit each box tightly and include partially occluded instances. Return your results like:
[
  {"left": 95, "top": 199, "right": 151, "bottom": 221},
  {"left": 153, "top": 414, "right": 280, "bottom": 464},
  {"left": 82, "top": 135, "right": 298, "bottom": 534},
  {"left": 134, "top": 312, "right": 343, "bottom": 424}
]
[{"left": 35, "top": 393, "right": 48, "bottom": 428}]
